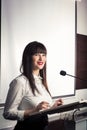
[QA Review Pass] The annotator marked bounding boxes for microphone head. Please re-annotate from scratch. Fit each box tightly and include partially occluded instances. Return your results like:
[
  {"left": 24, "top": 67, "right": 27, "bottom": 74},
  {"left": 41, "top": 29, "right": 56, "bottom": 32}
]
[{"left": 60, "top": 70, "right": 66, "bottom": 76}]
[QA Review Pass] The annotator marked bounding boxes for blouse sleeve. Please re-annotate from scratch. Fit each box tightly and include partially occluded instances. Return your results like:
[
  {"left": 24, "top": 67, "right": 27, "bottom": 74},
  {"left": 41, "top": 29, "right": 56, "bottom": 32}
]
[{"left": 3, "top": 78, "right": 26, "bottom": 121}]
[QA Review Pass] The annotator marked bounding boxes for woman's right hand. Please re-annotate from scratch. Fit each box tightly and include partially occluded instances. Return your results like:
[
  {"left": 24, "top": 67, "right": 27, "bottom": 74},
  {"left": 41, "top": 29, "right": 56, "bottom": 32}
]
[
  {"left": 36, "top": 101, "right": 50, "bottom": 111},
  {"left": 24, "top": 101, "right": 50, "bottom": 118}
]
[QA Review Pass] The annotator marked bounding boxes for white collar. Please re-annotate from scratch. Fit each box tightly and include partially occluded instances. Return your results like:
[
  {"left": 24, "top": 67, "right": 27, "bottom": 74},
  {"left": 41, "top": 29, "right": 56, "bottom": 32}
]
[{"left": 33, "top": 74, "right": 42, "bottom": 80}]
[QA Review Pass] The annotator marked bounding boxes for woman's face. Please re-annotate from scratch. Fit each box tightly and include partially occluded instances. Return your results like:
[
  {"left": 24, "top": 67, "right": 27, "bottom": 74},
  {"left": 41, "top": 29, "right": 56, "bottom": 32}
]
[{"left": 32, "top": 53, "right": 46, "bottom": 71}]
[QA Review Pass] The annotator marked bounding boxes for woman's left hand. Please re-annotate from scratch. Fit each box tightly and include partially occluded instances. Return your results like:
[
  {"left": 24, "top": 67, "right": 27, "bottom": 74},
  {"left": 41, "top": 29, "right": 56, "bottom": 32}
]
[{"left": 52, "top": 98, "right": 63, "bottom": 108}]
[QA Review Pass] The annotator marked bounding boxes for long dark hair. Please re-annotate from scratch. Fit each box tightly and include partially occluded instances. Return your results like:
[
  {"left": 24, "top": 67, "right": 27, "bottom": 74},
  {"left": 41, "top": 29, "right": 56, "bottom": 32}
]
[{"left": 20, "top": 41, "right": 51, "bottom": 95}]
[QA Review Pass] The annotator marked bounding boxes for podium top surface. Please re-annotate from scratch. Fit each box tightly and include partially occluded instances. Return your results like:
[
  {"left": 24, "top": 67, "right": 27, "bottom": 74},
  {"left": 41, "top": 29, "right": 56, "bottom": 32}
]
[{"left": 29, "top": 101, "right": 87, "bottom": 117}]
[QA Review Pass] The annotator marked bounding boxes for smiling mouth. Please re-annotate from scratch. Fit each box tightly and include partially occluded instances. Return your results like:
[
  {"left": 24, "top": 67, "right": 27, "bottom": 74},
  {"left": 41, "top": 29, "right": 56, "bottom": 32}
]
[{"left": 37, "top": 62, "right": 43, "bottom": 65}]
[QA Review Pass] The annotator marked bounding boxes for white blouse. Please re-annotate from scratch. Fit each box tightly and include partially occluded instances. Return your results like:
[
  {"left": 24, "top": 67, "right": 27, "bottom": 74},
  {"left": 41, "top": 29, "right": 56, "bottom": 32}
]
[{"left": 3, "top": 74, "right": 53, "bottom": 121}]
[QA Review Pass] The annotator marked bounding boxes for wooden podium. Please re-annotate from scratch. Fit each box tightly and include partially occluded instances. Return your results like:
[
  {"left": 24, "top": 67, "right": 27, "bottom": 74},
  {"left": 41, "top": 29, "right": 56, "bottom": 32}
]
[
  {"left": 29, "top": 101, "right": 87, "bottom": 130},
  {"left": 29, "top": 101, "right": 87, "bottom": 118}
]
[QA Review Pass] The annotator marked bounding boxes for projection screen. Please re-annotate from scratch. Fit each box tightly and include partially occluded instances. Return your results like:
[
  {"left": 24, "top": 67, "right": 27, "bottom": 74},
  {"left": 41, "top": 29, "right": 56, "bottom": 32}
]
[{"left": 0, "top": 0, "right": 75, "bottom": 103}]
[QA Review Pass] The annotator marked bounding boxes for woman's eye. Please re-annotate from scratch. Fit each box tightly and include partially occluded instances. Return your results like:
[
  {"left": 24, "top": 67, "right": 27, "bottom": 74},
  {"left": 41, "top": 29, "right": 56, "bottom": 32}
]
[
  {"left": 34, "top": 53, "right": 39, "bottom": 56},
  {"left": 42, "top": 54, "right": 46, "bottom": 56},
  {"left": 34, "top": 53, "right": 46, "bottom": 57}
]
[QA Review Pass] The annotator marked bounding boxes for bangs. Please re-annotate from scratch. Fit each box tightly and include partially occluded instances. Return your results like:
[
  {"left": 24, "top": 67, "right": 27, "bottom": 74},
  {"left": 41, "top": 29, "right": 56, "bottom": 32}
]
[
  {"left": 23, "top": 41, "right": 47, "bottom": 56},
  {"left": 33, "top": 47, "right": 47, "bottom": 55},
  {"left": 29, "top": 42, "right": 47, "bottom": 55}
]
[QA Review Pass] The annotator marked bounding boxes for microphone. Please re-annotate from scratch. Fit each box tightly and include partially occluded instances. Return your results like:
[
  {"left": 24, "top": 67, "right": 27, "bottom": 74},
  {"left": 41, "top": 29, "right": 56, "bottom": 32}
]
[{"left": 60, "top": 70, "right": 87, "bottom": 81}]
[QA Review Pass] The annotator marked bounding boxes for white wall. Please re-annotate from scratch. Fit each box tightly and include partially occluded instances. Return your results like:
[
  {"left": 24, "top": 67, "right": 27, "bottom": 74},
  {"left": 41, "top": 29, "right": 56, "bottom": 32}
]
[
  {"left": 77, "top": 0, "right": 87, "bottom": 35},
  {"left": 76, "top": 0, "right": 87, "bottom": 102}
]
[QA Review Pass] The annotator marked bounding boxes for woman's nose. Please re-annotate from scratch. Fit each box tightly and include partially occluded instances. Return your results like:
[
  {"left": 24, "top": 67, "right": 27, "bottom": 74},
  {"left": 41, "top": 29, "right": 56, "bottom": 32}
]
[{"left": 39, "top": 55, "right": 42, "bottom": 60}]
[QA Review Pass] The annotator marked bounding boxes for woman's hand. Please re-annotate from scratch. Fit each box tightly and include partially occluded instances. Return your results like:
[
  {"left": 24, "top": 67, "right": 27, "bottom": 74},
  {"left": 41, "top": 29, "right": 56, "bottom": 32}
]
[
  {"left": 24, "top": 101, "right": 50, "bottom": 118},
  {"left": 36, "top": 101, "right": 50, "bottom": 111},
  {"left": 24, "top": 99, "right": 63, "bottom": 118},
  {"left": 52, "top": 98, "right": 63, "bottom": 108}
]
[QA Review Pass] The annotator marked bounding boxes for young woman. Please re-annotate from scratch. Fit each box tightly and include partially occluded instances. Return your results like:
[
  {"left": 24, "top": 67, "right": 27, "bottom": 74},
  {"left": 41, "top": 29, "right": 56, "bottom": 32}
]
[{"left": 3, "top": 41, "right": 63, "bottom": 130}]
